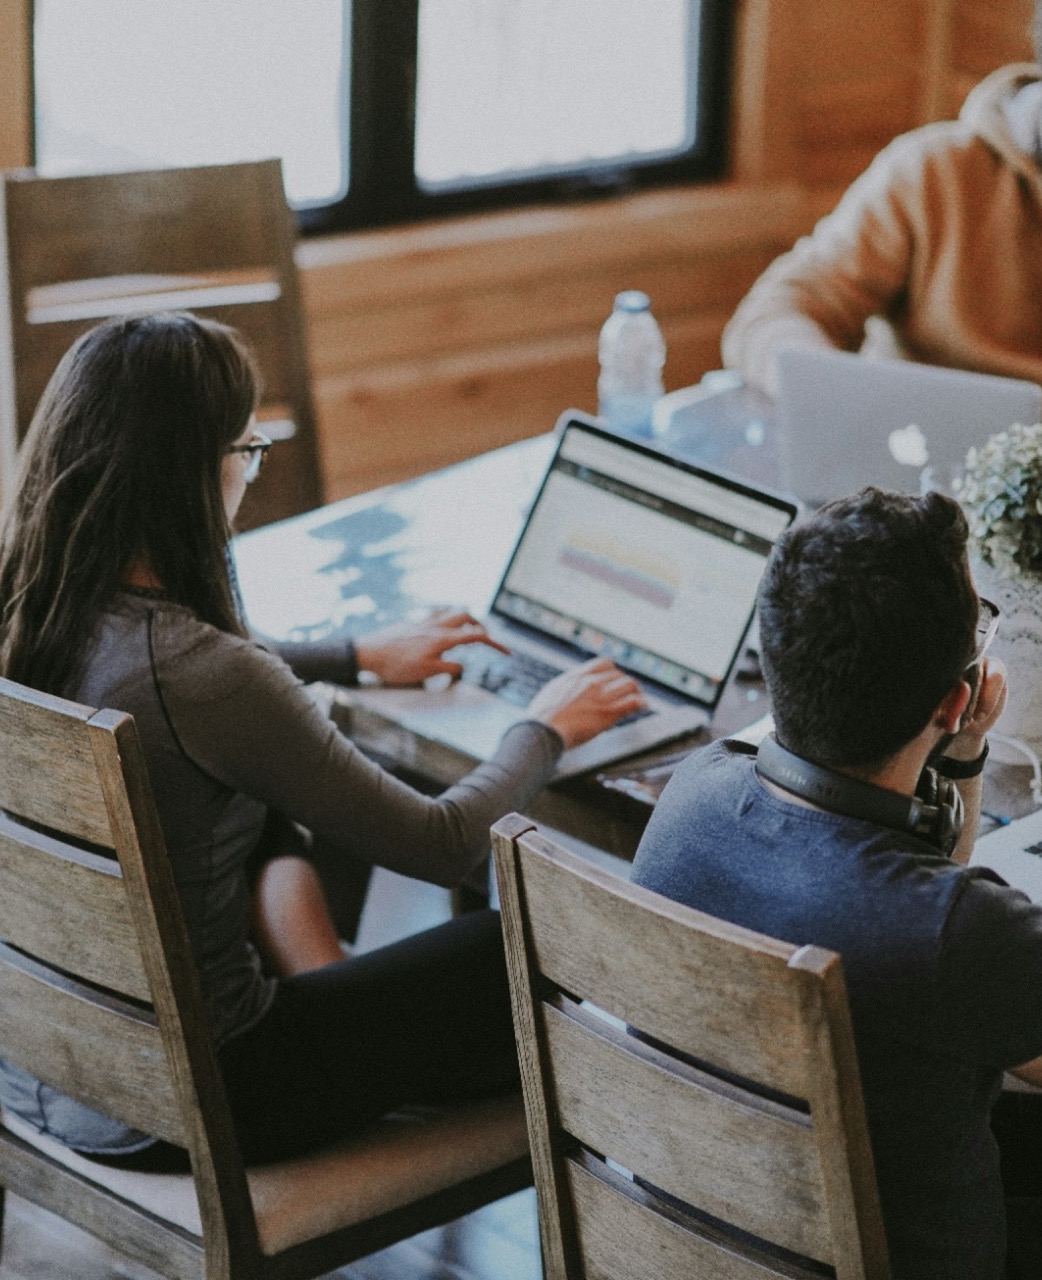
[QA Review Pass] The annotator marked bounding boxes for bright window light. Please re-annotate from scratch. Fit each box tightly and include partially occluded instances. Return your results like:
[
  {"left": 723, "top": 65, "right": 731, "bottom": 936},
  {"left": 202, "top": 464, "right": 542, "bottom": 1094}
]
[
  {"left": 414, "top": 0, "right": 695, "bottom": 190},
  {"left": 33, "top": 0, "right": 348, "bottom": 208}
]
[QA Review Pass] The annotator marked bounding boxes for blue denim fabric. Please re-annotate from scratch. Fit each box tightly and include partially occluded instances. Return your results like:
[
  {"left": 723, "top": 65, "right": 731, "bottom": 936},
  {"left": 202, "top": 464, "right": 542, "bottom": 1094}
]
[{"left": 0, "top": 1058, "right": 153, "bottom": 1154}]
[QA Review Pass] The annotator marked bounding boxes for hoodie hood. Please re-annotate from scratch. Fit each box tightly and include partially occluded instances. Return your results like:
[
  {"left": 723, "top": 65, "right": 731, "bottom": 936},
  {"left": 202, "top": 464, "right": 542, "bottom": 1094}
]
[{"left": 961, "top": 63, "right": 1042, "bottom": 181}]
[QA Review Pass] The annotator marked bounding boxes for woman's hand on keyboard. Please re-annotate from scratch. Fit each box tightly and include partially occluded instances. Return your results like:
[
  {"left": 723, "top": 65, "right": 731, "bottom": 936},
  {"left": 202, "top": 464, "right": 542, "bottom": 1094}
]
[
  {"left": 353, "top": 607, "right": 508, "bottom": 685},
  {"left": 528, "top": 657, "right": 646, "bottom": 749}
]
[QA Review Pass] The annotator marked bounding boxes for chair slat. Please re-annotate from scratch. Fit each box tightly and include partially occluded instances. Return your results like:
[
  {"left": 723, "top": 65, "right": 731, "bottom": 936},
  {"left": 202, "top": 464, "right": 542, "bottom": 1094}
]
[
  {"left": 564, "top": 1156, "right": 820, "bottom": 1280},
  {"left": 542, "top": 1001, "right": 830, "bottom": 1262},
  {"left": 492, "top": 816, "right": 891, "bottom": 1280},
  {"left": 5, "top": 163, "right": 291, "bottom": 285},
  {"left": 2, "top": 160, "right": 322, "bottom": 527},
  {"left": 26, "top": 272, "right": 281, "bottom": 323},
  {"left": 0, "top": 1129, "right": 205, "bottom": 1279},
  {"left": 0, "top": 815, "right": 151, "bottom": 1001},
  {"left": 517, "top": 832, "right": 809, "bottom": 1094},
  {"left": 0, "top": 942, "right": 185, "bottom": 1146},
  {"left": 0, "top": 680, "right": 114, "bottom": 846},
  {"left": 16, "top": 299, "right": 291, "bottom": 428}
]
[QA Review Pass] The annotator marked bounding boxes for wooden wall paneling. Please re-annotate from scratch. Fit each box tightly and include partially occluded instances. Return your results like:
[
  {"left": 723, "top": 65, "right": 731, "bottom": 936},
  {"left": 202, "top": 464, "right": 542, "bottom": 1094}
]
[
  {"left": 303, "top": 245, "right": 778, "bottom": 384},
  {"left": 313, "top": 331, "right": 597, "bottom": 497},
  {"left": 312, "top": 308, "right": 735, "bottom": 499},
  {"left": 299, "top": 185, "right": 808, "bottom": 319},
  {"left": 797, "top": 74, "right": 923, "bottom": 187},
  {"left": 917, "top": 0, "right": 956, "bottom": 124},
  {"left": 311, "top": 315, "right": 745, "bottom": 498},
  {"left": 952, "top": 0, "right": 1034, "bottom": 79},
  {"left": 729, "top": 0, "right": 800, "bottom": 182},
  {"left": 0, "top": 1, "right": 30, "bottom": 170},
  {"left": 299, "top": 183, "right": 809, "bottom": 497},
  {"left": 794, "top": 1, "right": 932, "bottom": 80},
  {"left": 793, "top": 1, "right": 943, "bottom": 187},
  {"left": 940, "top": 1, "right": 1034, "bottom": 118}
]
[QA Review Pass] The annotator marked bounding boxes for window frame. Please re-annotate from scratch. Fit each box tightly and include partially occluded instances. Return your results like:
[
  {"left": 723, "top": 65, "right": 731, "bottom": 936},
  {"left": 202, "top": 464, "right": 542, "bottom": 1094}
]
[{"left": 30, "top": 0, "right": 736, "bottom": 236}]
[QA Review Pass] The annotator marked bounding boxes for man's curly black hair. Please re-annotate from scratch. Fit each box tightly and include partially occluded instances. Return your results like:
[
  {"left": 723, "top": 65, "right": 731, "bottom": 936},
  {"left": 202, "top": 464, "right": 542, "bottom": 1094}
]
[{"left": 757, "top": 487, "right": 978, "bottom": 768}]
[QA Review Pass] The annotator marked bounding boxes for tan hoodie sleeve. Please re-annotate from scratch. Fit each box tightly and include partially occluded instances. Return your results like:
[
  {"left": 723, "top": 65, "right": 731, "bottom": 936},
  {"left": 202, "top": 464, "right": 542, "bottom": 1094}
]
[{"left": 722, "top": 130, "right": 936, "bottom": 396}]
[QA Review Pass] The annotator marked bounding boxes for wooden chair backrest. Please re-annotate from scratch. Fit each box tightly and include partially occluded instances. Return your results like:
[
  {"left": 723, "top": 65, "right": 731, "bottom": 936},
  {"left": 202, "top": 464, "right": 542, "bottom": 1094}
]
[
  {"left": 0, "top": 677, "right": 260, "bottom": 1278},
  {"left": 492, "top": 815, "right": 892, "bottom": 1280},
  {"left": 0, "top": 160, "right": 322, "bottom": 528}
]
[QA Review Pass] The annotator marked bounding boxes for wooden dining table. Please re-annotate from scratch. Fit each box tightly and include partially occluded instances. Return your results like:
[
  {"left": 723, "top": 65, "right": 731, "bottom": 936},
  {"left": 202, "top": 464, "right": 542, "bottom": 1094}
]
[{"left": 233, "top": 400, "right": 1039, "bottom": 870}]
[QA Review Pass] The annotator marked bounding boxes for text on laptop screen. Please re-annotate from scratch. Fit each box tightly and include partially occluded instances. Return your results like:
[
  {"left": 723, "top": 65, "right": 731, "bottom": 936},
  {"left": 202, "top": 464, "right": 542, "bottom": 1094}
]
[{"left": 493, "top": 425, "right": 792, "bottom": 703}]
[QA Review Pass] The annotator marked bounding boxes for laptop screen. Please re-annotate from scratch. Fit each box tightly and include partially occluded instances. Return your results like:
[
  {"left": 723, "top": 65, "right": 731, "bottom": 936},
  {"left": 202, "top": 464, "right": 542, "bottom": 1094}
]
[{"left": 492, "top": 421, "right": 796, "bottom": 706}]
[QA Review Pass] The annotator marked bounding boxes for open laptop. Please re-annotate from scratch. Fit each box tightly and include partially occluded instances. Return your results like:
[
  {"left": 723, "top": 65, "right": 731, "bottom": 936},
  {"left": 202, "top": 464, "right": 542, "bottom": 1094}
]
[
  {"left": 347, "top": 413, "right": 798, "bottom": 779},
  {"left": 776, "top": 348, "right": 1042, "bottom": 507}
]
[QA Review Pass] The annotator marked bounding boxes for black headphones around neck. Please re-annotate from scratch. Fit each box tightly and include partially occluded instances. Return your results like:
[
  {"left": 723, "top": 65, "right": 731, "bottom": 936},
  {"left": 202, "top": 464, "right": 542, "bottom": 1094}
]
[{"left": 754, "top": 734, "right": 963, "bottom": 856}]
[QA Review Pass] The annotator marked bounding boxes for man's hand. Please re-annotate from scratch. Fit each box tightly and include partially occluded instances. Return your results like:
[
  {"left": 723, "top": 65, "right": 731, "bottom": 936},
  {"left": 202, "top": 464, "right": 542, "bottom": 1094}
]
[
  {"left": 948, "top": 658, "right": 1007, "bottom": 761},
  {"left": 353, "top": 607, "right": 508, "bottom": 686}
]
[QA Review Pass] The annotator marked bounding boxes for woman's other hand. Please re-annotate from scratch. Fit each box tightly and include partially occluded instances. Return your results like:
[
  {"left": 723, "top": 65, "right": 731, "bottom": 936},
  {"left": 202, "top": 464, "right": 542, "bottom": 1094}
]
[
  {"left": 353, "top": 607, "right": 508, "bottom": 686},
  {"left": 527, "top": 656, "right": 646, "bottom": 750}
]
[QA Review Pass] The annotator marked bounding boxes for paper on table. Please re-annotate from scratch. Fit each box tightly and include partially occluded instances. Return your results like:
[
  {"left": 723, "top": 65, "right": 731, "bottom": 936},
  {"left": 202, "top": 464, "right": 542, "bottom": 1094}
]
[{"left": 971, "top": 809, "right": 1042, "bottom": 903}]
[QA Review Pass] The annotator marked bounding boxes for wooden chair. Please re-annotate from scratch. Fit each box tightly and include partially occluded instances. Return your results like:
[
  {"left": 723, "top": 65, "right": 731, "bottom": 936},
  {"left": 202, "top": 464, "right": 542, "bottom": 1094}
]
[
  {"left": 491, "top": 814, "right": 892, "bottom": 1280},
  {"left": 0, "top": 160, "right": 322, "bottom": 529},
  {"left": 0, "top": 678, "right": 531, "bottom": 1280}
]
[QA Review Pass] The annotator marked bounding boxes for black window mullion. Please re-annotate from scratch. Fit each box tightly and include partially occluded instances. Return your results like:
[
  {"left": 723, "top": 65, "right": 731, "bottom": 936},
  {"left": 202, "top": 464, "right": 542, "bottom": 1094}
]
[
  {"left": 358, "top": 0, "right": 420, "bottom": 222},
  {"left": 302, "top": 0, "right": 420, "bottom": 233}
]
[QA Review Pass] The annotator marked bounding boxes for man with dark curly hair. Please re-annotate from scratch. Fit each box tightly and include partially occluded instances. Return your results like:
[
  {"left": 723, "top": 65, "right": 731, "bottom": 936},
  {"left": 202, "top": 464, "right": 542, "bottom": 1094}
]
[{"left": 631, "top": 487, "right": 1042, "bottom": 1279}]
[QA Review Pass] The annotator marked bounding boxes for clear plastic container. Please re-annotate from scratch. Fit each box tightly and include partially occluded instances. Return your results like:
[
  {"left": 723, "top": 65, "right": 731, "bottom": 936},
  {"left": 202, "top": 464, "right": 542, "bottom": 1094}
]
[{"left": 597, "top": 290, "right": 666, "bottom": 436}]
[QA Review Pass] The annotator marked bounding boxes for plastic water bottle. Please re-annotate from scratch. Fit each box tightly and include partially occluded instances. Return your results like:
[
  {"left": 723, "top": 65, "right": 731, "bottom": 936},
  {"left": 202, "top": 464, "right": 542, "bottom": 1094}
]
[{"left": 597, "top": 290, "right": 666, "bottom": 437}]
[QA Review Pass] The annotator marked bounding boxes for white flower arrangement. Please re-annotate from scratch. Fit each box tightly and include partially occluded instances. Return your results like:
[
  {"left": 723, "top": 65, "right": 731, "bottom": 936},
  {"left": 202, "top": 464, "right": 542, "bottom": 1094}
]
[{"left": 955, "top": 422, "right": 1042, "bottom": 578}]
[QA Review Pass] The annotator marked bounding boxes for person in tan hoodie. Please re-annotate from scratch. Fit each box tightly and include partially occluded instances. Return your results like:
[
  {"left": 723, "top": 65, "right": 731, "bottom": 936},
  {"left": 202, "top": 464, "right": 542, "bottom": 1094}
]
[{"left": 723, "top": 9, "right": 1042, "bottom": 398}]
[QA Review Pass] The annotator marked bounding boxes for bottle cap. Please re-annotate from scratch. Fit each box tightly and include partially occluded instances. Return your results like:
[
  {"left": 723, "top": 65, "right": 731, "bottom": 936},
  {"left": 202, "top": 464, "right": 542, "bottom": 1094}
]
[{"left": 614, "top": 290, "right": 650, "bottom": 312}]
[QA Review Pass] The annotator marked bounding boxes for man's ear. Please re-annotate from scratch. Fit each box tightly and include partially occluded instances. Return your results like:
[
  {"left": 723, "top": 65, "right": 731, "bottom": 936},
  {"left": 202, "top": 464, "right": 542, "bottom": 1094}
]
[{"left": 934, "top": 679, "right": 971, "bottom": 734}]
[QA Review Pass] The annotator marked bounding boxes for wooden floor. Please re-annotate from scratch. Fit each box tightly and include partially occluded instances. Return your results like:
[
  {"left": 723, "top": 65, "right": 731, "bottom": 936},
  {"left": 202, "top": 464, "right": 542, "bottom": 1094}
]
[{"left": 0, "top": 867, "right": 543, "bottom": 1280}]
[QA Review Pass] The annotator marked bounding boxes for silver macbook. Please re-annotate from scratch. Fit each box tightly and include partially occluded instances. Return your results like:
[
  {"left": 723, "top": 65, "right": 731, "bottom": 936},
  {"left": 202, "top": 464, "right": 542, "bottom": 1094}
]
[
  {"left": 348, "top": 413, "right": 797, "bottom": 779},
  {"left": 776, "top": 348, "right": 1042, "bottom": 507}
]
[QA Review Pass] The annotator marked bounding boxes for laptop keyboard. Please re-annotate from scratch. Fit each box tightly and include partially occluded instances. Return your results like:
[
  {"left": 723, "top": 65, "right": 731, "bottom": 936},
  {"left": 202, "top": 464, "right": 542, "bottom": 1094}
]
[
  {"left": 461, "top": 648, "right": 652, "bottom": 726},
  {"left": 473, "top": 649, "right": 563, "bottom": 707}
]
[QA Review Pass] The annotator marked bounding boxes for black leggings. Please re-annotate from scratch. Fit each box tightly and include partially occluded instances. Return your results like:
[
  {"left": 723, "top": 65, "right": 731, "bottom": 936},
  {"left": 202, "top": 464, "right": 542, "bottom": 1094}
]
[
  {"left": 88, "top": 908, "right": 518, "bottom": 1171},
  {"left": 220, "top": 907, "right": 519, "bottom": 1164}
]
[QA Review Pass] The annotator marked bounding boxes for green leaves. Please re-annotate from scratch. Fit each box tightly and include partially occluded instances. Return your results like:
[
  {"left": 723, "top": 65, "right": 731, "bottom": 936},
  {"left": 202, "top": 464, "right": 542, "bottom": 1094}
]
[{"left": 957, "top": 423, "right": 1042, "bottom": 578}]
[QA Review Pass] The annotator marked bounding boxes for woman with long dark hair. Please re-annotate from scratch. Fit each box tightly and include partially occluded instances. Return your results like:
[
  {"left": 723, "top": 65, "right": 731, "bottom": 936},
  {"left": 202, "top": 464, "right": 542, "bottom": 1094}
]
[{"left": 0, "top": 311, "right": 642, "bottom": 1167}]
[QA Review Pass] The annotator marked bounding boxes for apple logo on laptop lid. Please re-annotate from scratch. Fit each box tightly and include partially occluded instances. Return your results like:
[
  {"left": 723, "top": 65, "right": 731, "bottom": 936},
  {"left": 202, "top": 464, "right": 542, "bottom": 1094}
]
[{"left": 888, "top": 422, "right": 929, "bottom": 469}]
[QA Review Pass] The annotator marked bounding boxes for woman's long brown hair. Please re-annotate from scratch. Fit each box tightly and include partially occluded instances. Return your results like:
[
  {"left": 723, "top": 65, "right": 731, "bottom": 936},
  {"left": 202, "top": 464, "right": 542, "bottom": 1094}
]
[{"left": 0, "top": 311, "right": 259, "bottom": 695}]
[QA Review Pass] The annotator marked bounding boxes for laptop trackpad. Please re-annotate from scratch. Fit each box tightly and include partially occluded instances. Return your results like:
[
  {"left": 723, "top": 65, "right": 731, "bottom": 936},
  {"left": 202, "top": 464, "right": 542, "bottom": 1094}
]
[{"left": 353, "top": 683, "right": 524, "bottom": 764}]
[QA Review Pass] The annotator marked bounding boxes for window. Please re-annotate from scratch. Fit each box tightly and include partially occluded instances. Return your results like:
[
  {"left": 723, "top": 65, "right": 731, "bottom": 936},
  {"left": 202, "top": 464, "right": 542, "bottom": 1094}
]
[
  {"left": 32, "top": 0, "right": 733, "bottom": 233},
  {"left": 33, "top": 0, "right": 348, "bottom": 209}
]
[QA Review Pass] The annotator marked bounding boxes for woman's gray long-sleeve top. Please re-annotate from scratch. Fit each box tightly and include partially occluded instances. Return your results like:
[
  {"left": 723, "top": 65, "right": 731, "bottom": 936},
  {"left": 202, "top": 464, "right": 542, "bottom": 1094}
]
[
  {"left": 0, "top": 591, "right": 562, "bottom": 1151},
  {"left": 82, "top": 592, "right": 562, "bottom": 1043}
]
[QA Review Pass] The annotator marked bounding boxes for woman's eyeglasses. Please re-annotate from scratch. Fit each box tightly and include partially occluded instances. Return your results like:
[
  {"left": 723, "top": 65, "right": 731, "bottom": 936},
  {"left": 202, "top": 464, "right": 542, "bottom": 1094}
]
[{"left": 227, "top": 432, "right": 272, "bottom": 484}]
